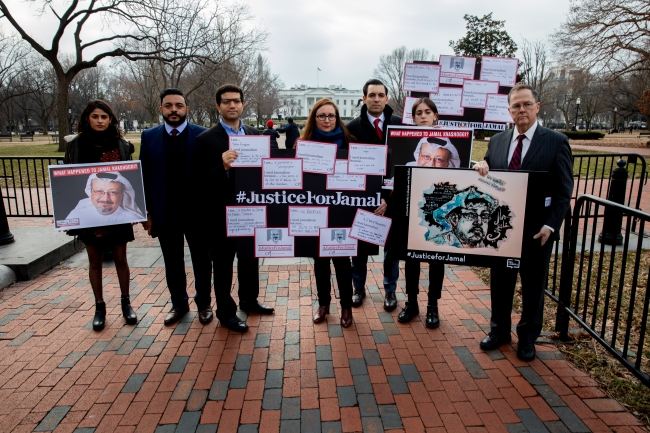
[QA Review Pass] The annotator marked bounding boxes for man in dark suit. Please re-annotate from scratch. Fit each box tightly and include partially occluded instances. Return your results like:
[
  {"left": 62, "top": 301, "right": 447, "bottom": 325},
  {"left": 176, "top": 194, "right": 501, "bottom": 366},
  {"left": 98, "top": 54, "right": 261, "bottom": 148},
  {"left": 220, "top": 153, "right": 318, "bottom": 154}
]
[
  {"left": 474, "top": 83, "right": 573, "bottom": 361},
  {"left": 139, "top": 88, "right": 212, "bottom": 326},
  {"left": 193, "top": 84, "right": 274, "bottom": 333},
  {"left": 346, "top": 79, "right": 400, "bottom": 311}
]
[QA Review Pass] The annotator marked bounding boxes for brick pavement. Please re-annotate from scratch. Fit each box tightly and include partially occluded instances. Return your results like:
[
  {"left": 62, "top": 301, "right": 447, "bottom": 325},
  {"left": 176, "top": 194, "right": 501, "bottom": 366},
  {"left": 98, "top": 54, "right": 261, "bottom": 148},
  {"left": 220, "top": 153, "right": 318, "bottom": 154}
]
[
  {"left": 1, "top": 243, "right": 648, "bottom": 432},
  {"left": 1, "top": 145, "right": 650, "bottom": 432}
]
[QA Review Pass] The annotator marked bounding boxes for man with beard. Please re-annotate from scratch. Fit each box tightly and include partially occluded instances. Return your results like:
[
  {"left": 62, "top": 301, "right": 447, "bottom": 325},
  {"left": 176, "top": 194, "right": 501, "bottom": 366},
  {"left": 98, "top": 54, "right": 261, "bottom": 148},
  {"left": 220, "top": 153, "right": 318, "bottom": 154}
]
[
  {"left": 193, "top": 84, "right": 274, "bottom": 334},
  {"left": 430, "top": 192, "right": 494, "bottom": 248},
  {"left": 139, "top": 88, "right": 213, "bottom": 327}
]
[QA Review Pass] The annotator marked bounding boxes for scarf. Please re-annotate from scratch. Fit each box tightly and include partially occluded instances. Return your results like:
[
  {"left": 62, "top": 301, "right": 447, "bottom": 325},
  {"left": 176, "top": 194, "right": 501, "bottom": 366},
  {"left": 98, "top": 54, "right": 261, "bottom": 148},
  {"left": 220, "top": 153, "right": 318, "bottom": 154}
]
[{"left": 313, "top": 125, "right": 344, "bottom": 148}]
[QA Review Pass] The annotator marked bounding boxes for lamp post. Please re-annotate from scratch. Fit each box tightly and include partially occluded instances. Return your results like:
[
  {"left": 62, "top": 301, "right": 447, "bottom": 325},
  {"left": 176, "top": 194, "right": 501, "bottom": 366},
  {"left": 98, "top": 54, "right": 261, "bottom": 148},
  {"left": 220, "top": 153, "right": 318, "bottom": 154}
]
[
  {"left": 68, "top": 108, "right": 72, "bottom": 134},
  {"left": 574, "top": 98, "right": 581, "bottom": 130},
  {"left": 613, "top": 107, "right": 617, "bottom": 131}
]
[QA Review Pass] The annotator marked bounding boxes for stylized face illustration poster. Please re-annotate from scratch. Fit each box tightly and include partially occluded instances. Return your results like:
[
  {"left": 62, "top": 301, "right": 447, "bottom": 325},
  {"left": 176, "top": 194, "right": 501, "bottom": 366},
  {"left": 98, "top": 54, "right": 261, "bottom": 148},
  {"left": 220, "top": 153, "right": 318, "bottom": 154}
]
[{"left": 406, "top": 167, "right": 528, "bottom": 259}]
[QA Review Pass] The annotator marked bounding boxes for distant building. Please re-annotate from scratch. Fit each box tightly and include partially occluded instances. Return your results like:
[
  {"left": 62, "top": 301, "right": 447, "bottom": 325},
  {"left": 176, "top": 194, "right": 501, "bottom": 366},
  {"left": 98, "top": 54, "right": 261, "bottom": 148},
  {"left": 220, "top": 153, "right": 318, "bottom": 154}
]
[{"left": 277, "top": 85, "right": 363, "bottom": 119}]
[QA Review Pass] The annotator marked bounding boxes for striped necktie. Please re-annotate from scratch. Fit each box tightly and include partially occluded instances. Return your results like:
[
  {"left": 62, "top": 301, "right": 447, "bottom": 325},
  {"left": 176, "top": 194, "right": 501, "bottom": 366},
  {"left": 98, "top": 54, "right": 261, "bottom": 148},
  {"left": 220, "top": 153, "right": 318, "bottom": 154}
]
[{"left": 509, "top": 134, "right": 526, "bottom": 170}]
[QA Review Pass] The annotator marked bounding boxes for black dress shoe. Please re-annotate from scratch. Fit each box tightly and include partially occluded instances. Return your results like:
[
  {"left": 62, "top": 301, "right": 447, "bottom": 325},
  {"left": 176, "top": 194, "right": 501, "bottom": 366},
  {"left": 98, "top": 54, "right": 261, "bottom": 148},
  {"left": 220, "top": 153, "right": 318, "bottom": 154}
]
[
  {"left": 240, "top": 301, "right": 274, "bottom": 315},
  {"left": 93, "top": 301, "right": 106, "bottom": 331},
  {"left": 383, "top": 292, "right": 397, "bottom": 312},
  {"left": 517, "top": 343, "right": 536, "bottom": 361},
  {"left": 397, "top": 302, "right": 419, "bottom": 323},
  {"left": 198, "top": 307, "right": 213, "bottom": 325},
  {"left": 425, "top": 302, "right": 439, "bottom": 329},
  {"left": 340, "top": 308, "right": 353, "bottom": 328},
  {"left": 121, "top": 296, "right": 137, "bottom": 325},
  {"left": 164, "top": 304, "right": 189, "bottom": 326},
  {"left": 479, "top": 332, "right": 512, "bottom": 350},
  {"left": 313, "top": 306, "right": 329, "bottom": 323},
  {"left": 351, "top": 289, "right": 366, "bottom": 308},
  {"left": 221, "top": 316, "right": 249, "bottom": 333}
]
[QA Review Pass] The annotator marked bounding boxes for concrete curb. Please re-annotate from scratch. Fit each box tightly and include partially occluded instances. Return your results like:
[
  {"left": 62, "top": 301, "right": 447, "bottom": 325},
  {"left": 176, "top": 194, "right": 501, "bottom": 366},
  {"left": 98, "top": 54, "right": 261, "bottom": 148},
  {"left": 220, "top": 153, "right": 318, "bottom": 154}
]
[{"left": 0, "top": 264, "right": 17, "bottom": 290}]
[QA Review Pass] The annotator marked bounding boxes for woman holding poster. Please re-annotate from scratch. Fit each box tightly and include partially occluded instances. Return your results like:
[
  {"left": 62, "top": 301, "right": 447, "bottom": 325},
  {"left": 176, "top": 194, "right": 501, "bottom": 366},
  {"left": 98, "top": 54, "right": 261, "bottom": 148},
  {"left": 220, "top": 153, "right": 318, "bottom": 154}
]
[
  {"left": 63, "top": 100, "right": 138, "bottom": 331},
  {"left": 302, "top": 99, "right": 356, "bottom": 327},
  {"left": 396, "top": 97, "right": 445, "bottom": 329}
]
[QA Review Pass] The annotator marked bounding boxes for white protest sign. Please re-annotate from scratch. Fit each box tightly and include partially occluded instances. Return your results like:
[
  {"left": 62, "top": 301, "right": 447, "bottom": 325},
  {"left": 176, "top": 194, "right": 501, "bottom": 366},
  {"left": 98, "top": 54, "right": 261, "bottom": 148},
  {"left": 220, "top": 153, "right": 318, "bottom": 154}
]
[
  {"left": 401, "top": 96, "right": 419, "bottom": 125},
  {"left": 295, "top": 140, "right": 337, "bottom": 174},
  {"left": 480, "top": 56, "right": 519, "bottom": 87},
  {"left": 347, "top": 144, "right": 387, "bottom": 176},
  {"left": 326, "top": 160, "right": 365, "bottom": 191},
  {"left": 226, "top": 206, "right": 267, "bottom": 237},
  {"left": 254, "top": 228, "right": 295, "bottom": 257},
  {"left": 262, "top": 159, "right": 303, "bottom": 189},
  {"left": 430, "top": 88, "right": 464, "bottom": 116},
  {"left": 403, "top": 63, "right": 441, "bottom": 93},
  {"left": 439, "top": 55, "right": 477, "bottom": 86},
  {"left": 349, "top": 209, "right": 392, "bottom": 247},
  {"left": 319, "top": 228, "right": 358, "bottom": 258},
  {"left": 461, "top": 80, "right": 500, "bottom": 109},
  {"left": 288, "top": 206, "right": 328, "bottom": 236},
  {"left": 484, "top": 94, "right": 512, "bottom": 123},
  {"left": 229, "top": 135, "right": 271, "bottom": 167}
]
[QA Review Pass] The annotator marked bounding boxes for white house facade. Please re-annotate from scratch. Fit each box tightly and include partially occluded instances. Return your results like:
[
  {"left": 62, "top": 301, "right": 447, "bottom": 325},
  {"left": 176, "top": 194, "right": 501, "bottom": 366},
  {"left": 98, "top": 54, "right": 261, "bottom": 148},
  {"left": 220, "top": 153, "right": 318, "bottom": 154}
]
[{"left": 277, "top": 85, "right": 363, "bottom": 119}]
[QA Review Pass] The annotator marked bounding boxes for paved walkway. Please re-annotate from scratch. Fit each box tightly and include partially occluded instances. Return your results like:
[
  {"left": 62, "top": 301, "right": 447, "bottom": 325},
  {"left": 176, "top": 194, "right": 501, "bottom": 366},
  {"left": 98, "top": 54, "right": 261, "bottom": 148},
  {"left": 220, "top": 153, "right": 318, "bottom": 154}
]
[{"left": 0, "top": 144, "right": 649, "bottom": 432}]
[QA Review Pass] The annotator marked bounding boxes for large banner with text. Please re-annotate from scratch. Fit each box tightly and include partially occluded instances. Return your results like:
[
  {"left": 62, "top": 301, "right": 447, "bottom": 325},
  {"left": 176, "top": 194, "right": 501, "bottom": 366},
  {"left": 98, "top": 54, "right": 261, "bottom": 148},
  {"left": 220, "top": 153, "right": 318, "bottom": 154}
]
[
  {"left": 232, "top": 148, "right": 383, "bottom": 258},
  {"left": 391, "top": 165, "right": 548, "bottom": 268}
]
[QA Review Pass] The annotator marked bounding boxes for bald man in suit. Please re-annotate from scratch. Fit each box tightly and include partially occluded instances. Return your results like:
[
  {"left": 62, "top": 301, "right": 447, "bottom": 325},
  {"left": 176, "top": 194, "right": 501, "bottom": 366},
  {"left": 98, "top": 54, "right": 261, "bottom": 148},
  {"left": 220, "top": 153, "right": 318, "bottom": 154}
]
[{"left": 474, "top": 83, "right": 573, "bottom": 361}]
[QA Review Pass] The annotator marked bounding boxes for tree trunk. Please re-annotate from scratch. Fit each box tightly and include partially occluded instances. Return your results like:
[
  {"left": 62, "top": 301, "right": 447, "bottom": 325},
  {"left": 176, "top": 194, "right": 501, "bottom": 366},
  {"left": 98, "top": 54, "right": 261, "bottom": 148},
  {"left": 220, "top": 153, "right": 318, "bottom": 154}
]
[{"left": 56, "top": 78, "right": 70, "bottom": 152}]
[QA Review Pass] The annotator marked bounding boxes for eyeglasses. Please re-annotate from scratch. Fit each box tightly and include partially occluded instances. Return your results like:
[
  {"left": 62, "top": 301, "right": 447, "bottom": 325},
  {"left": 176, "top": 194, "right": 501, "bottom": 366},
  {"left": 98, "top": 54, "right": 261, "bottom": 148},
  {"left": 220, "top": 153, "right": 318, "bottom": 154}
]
[
  {"left": 509, "top": 102, "right": 537, "bottom": 111},
  {"left": 221, "top": 98, "right": 242, "bottom": 105},
  {"left": 92, "top": 188, "right": 122, "bottom": 198},
  {"left": 315, "top": 114, "right": 337, "bottom": 121},
  {"left": 418, "top": 153, "right": 448, "bottom": 164}
]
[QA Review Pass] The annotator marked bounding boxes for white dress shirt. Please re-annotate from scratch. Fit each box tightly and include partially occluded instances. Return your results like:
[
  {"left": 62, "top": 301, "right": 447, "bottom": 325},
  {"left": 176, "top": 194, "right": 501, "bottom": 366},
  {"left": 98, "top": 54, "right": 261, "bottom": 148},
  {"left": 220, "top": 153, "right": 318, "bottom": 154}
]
[
  {"left": 507, "top": 121, "right": 538, "bottom": 166},
  {"left": 164, "top": 121, "right": 188, "bottom": 135},
  {"left": 366, "top": 112, "right": 385, "bottom": 131}
]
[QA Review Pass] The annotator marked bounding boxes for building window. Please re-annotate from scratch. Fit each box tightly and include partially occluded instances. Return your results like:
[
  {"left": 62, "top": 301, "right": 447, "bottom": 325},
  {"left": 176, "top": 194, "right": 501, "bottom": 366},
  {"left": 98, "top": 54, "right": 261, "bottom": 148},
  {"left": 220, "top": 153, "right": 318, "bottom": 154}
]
[
  {"left": 344, "top": 109, "right": 347, "bottom": 116},
  {"left": 336, "top": 100, "right": 339, "bottom": 105},
  {"left": 351, "top": 100, "right": 354, "bottom": 106},
  {"left": 307, "top": 97, "right": 314, "bottom": 106},
  {"left": 344, "top": 100, "right": 347, "bottom": 105}
]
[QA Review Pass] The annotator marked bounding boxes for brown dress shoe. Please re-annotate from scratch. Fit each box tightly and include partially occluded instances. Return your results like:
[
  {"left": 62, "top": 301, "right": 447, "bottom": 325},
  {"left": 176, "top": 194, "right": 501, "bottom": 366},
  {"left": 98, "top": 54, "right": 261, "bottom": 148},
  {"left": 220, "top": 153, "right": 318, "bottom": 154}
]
[
  {"left": 340, "top": 308, "right": 353, "bottom": 328},
  {"left": 164, "top": 304, "right": 189, "bottom": 326},
  {"left": 313, "top": 305, "right": 329, "bottom": 323}
]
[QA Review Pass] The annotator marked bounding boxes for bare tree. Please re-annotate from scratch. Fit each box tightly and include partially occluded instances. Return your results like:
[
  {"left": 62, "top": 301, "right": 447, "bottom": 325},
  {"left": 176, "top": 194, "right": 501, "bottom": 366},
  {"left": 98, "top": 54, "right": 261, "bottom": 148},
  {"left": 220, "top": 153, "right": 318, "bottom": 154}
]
[
  {"left": 243, "top": 54, "right": 283, "bottom": 127},
  {"left": 554, "top": 0, "right": 650, "bottom": 78},
  {"left": 0, "top": 0, "right": 263, "bottom": 150},
  {"left": 0, "top": 30, "right": 32, "bottom": 132},
  {"left": 373, "top": 46, "right": 433, "bottom": 115}
]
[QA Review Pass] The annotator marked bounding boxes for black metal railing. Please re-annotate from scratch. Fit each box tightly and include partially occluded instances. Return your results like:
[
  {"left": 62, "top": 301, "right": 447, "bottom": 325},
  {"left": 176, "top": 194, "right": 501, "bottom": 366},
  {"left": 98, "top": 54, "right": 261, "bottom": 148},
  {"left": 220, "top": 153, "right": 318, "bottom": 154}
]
[
  {"left": 0, "top": 156, "right": 64, "bottom": 217},
  {"left": 547, "top": 153, "right": 647, "bottom": 300},
  {"left": 555, "top": 194, "right": 650, "bottom": 386}
]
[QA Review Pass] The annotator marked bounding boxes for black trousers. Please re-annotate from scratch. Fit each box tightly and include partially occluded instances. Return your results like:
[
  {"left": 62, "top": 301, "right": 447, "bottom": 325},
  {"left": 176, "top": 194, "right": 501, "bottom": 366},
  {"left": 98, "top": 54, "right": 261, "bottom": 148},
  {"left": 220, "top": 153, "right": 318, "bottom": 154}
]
[
  {"left": 489, "top": 239, "right": 554, "bottom": 345},
  {"left": 157, "top": 226, "right": 212, "bottom": 309},
  {"left": 210, "top": 237, "right": 260, "bottom": 320},
  {"left": 313, "top": 257, "right": 353, "bottom": 309},
  {"left": 404, "top": 259, "right": 444, "bottom": 303}
]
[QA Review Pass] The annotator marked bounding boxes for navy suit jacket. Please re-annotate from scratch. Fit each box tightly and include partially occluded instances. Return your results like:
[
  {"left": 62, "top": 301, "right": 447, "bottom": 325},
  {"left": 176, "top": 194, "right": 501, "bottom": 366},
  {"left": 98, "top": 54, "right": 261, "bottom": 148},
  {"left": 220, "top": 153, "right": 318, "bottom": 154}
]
[
  {"left": 139, "top": 123, "right": 207, "bottom": 231},
  {"left": 484, "top": 124, "right": 573, "bottom": 236}
]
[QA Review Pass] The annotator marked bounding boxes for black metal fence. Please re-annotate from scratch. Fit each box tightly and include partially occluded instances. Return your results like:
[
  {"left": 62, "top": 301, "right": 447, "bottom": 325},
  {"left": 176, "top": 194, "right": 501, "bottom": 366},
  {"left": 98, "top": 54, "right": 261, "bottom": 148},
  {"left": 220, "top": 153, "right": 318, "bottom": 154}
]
[
  {"left": 547, "top": 153, "right": 647, "bottom": 300},
  {"left": 555, "top": 194, "right": 650, "bottom": 386},
  {"left": 0, "top": 156, "right": 64, "bottom": 217}
]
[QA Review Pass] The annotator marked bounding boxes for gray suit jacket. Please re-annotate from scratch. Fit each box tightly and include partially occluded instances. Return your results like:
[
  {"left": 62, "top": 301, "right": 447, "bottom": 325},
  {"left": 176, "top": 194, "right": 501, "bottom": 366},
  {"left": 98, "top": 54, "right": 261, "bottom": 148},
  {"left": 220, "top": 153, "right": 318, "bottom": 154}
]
[{"left": 484, "top": 124, "right": 573, "bottom": 235}]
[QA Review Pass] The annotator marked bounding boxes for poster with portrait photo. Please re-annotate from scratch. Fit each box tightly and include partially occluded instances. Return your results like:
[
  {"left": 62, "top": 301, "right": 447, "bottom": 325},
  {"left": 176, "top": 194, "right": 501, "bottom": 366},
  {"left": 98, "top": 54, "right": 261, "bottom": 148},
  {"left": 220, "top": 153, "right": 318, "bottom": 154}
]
[
  {"left": 49, "top": 161, "right": 147, "bottom": 230},
  {"left": 383, "top": 126, "right": 473, "bottom": 190},
  {"left": 391, "top": 165, "right": 548, "bottom": 268}
]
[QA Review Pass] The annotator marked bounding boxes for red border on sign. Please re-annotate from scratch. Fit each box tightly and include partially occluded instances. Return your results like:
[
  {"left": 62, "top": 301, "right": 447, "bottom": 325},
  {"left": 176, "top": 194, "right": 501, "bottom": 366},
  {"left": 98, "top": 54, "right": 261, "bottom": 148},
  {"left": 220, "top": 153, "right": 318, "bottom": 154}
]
[
  {"left": 261, "top": 158, "right": 303, "bottom": 190},
  {"left": 225, "top": 205, "right": 267, "bottom": 237}
]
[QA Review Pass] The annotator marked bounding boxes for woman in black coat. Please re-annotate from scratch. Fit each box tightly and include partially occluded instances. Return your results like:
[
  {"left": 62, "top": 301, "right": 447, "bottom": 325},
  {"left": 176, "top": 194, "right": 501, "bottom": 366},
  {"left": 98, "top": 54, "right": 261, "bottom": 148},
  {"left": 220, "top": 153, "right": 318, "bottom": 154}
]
[
  {"left": 63, "top": 100, "right": 137, "bottom": 331},
  {"left": 300, "top": 99, "right": 357, "bottom": 327}
]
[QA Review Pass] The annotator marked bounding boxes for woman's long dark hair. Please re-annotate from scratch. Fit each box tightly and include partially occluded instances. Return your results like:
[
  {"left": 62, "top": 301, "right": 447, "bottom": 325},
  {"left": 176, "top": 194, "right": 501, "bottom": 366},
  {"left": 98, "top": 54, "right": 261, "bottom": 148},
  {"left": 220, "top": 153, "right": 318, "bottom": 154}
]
[
  {"left": 76, "top": 99, "right": 122, "bottom": 138},
  {"left": 300, "top": 98, "right": 355, "bottom": 147}
]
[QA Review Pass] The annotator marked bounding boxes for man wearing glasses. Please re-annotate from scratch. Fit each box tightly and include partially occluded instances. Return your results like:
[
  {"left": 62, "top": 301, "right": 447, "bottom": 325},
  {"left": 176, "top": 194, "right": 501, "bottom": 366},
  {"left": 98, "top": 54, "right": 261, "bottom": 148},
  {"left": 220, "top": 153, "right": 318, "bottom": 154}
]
[
  {"left": 474, "top": 83, "right": 573, "bottom": 361},
  {"left": 407, "top": 137, "right": 461, "bottom": 168},
  {"left": 346, "top": 79, "right": 402, "bottom": 312},
  {"left": 193, "top": 84, "right": 275, "bottom": 333}
]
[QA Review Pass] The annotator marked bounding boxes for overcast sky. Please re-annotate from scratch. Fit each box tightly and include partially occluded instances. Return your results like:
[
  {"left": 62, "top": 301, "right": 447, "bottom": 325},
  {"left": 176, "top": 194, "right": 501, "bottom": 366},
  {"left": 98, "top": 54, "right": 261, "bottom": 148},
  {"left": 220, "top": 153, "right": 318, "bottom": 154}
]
[
  {"left": 2, "top": 0, "right": 571, "bottom": 91},
  {"left": 245, "top": 0, "right": 571, "bottom": 90}
]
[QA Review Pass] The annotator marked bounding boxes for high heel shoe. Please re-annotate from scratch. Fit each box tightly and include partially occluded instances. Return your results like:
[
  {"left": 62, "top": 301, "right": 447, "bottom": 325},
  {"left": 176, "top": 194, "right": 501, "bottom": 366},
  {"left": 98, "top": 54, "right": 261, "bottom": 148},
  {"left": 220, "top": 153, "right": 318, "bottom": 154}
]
[
  {"left": 93, "top": 301, "right": 106, "bottom": 331},
  {"left": 121, "top": 296, "right": 137, "bottom": 325}
]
